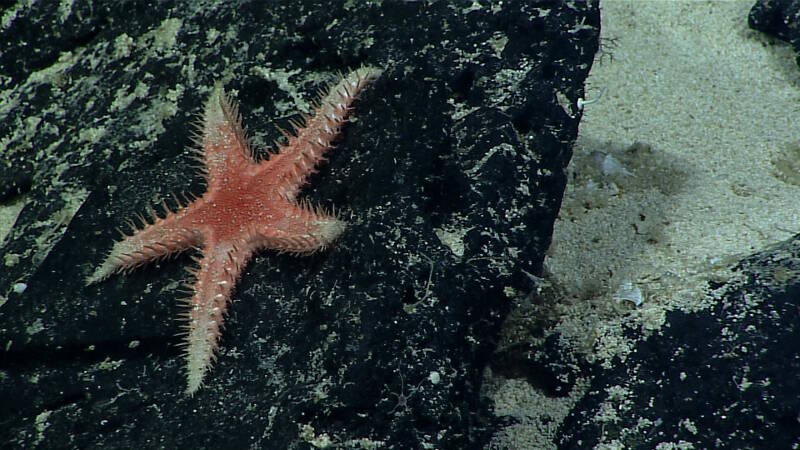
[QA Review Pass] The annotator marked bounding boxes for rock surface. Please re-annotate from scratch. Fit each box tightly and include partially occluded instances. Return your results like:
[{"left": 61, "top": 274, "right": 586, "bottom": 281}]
[{"left": 0, "top": 1, "right": 600, "bottom": 448}]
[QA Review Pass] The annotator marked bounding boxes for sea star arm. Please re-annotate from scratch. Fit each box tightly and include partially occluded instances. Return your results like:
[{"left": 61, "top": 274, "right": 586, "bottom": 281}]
[
  {"left": 252, "top": 201, "right": 346, "bottom": 254},
  {"left": 86, "top": 211, "right": 200, "bottom": 284},
  {"left": 196, "top": 82, "right": 256, "bottom": 185},
  {"left": 181, "top": 240, "right": 248, "bottom": 395},
  {"left": 269, "top": 66, "right": 382, "bottom": 200}
]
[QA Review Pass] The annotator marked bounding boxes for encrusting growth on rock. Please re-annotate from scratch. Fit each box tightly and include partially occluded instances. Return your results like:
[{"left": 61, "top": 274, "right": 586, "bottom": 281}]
[{"left": 88, "top": 66, "right": 381, "bottom": 395}]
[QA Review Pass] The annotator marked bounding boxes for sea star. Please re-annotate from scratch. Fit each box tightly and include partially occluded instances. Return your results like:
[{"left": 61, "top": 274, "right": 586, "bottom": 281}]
[{"left": 87, "top": 66, "right": 381, "bottom": 395}]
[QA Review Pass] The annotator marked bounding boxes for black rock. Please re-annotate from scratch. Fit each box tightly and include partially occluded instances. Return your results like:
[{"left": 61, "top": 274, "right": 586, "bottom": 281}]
[
  {"left": 0, "top": 1, "right": 600, "bottom": 448},
  {"left": 557, "top": 237, "right": 800, "bottom": 448}
]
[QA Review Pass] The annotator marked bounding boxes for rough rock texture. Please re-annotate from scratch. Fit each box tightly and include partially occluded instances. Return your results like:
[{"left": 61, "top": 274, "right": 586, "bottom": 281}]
[
  {"left": 0, "top": 1, "right": 600, "bottom": 448},
  {"left": 556, "top": 237, "right": 800, "bottom": 448},
  {"left": 749, "top": 0, "right": 800, "bottom": 53}
]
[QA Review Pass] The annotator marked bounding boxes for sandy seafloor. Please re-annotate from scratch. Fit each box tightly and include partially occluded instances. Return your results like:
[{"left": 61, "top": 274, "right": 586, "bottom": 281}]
[{"left": 486, "top": 1, "right": 800, "bottom": 448}]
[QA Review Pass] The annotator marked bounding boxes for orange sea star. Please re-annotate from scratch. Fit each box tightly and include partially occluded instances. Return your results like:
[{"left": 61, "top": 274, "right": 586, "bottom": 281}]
[{"left": 88, "top": 66, "right": 381, "bottom": 395}]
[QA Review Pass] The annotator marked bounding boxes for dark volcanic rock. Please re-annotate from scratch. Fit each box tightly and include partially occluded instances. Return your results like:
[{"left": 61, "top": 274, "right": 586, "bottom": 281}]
[
  {"left": 749, "top": 0, "right": 800, "bottom": 50},
  {"left": 557, "top": 237, "right": 800, "bottom": 448},
  {"left": 0, "top": 1, "right": 600, "bottom": 448}
]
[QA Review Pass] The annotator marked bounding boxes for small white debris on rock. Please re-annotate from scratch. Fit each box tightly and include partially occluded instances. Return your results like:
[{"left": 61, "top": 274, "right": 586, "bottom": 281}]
[{"left": 612, "top": 279, "right": 643, "bottom": 307}]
